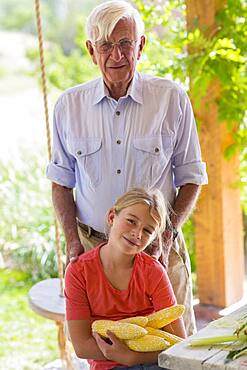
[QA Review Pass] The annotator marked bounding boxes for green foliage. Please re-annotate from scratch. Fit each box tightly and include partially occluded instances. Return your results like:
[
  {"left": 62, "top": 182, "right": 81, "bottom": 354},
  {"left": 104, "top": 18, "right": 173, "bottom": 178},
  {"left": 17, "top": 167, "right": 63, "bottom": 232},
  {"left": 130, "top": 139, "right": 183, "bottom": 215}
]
[
  {"left": 183, "top": 217, "right": 197, "bottom": 293},
  {"left": 183, "top": 218, "right": 196, "bottom": 272},
  {"left": 134, "top": 0, "right": 247, "bottom": 157},
  {"left": 0, "top": 148, "right": 65, "bottom": 281},
  {"left": 0, "top": 269, "right": 58, "bottom": 369},
  {"left": 0, "top": 0, "right": 103, "bottom": 52},
  {"left": 26, "top": 18, "right": 99, "bottom": 91},
  {"left": 134, "top": 0, "right": 187, "bottom": 80},
  {"left": 0, "top": 0, "right": 35, "bottom": 32},
  {"left": 0, "top": 66, "right": 7, "bottom": 78}
]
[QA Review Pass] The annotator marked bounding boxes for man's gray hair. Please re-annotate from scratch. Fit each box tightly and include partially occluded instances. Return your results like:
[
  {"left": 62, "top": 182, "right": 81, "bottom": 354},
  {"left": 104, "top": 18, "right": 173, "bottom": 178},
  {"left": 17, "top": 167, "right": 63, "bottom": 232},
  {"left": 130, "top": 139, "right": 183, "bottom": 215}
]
[{"left": 86, "top": 0, "right": 144, "bottom": 42}]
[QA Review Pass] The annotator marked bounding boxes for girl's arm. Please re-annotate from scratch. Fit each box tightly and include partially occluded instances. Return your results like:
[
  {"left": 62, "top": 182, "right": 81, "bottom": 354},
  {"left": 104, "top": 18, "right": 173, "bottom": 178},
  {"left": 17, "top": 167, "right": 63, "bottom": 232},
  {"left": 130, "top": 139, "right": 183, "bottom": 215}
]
[
  {"left": 94, "top": 331, "right": 161, "bottom": 366},
  {"left": 67, "top": 319, "right": 106, "bottom": 359},
  {"left": 68, "top": 321, "right": 161, "bottom": 366},
  {"left": 163, "top": 317, "right": 187, "bottom": 338}
]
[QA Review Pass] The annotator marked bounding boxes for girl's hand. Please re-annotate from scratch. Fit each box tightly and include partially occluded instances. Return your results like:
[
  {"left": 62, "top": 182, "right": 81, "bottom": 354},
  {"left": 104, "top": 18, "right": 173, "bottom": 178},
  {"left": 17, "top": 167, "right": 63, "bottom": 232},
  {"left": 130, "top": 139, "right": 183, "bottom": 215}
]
[{"left": 93, "top": 331, "right": 134, "bottom": 365}]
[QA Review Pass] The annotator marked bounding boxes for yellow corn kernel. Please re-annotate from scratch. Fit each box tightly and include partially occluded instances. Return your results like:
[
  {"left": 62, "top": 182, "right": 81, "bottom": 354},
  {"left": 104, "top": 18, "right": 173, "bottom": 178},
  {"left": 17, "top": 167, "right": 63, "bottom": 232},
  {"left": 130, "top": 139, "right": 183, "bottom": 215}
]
[
  {"left": 119, "top": 316, "right": 149, "bottom": 327},
  {"left": 125, "top": 334, "right": 169, "bottom": 352},
  {"left": 92, "top": 320, "right": 114, "bottom": 337},
  {"left": 147, "top": 304, "right": 185, "bottom": 329},
  {"left": 92, "top": 320, "right": 147, "bottom": 340},
  {"left": 145, "top": 327, "right": 183, "bottom": 345}
]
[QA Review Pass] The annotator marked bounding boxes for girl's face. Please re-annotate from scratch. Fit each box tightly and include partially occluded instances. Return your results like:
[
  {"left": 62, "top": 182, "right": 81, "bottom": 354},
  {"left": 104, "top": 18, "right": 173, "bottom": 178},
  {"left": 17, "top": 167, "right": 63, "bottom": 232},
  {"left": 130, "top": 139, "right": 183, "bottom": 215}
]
[{"left": 107, "top": 203, "right": 158, "bottom": 255}]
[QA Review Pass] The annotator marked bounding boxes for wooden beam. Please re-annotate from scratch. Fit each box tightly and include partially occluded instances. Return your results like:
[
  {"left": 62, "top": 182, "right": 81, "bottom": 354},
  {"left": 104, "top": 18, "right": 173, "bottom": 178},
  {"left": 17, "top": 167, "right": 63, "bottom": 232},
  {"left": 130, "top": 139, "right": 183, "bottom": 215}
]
[{"left": 185, "top": 0, "right": 244, "bottom": 306}]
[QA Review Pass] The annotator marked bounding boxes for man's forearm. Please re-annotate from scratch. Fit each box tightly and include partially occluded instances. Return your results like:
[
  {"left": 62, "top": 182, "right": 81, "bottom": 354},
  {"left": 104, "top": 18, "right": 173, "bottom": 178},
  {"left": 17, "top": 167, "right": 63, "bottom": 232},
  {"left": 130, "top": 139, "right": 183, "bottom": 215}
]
[
  {"left": 52, "top": 182, "right": 80, "bottom": 246},
  {"left": 171, "top": 183, "right": 201, "bottom": 229}
]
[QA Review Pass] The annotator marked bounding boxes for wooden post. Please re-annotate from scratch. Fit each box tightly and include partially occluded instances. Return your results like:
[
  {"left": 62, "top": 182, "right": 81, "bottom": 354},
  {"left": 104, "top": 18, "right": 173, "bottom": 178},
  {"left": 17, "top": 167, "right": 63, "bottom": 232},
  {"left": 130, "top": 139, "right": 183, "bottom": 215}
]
[{"left": 185, "top": 0, "right": 244, "bottom": 306}]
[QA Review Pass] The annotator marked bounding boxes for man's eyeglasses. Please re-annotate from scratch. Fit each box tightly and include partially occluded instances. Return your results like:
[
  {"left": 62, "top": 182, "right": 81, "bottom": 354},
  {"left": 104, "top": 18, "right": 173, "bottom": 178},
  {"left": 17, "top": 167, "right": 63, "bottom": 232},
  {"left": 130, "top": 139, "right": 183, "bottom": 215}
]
[{"left": 94, "top": 39, "right": 137, "bottom": 54}]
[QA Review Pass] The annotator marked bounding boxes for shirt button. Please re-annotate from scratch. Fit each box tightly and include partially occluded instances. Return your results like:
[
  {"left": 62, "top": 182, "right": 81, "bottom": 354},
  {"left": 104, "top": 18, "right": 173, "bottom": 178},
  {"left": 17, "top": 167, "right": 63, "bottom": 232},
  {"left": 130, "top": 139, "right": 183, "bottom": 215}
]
[
  {"left": 77, "top": 150, "right": 82, "bottom": 155},
  {"left": 116, "top": 111, "right": 120, "bottom": 116},
  {"left": 154, "top": 147, "right": 160, "bottom": 153},
  {"left": 116, "top": 140, "right": 121, "bottom": 144},
  {"left": 117, "top": 169, "right": 121, "bottom": 174}
]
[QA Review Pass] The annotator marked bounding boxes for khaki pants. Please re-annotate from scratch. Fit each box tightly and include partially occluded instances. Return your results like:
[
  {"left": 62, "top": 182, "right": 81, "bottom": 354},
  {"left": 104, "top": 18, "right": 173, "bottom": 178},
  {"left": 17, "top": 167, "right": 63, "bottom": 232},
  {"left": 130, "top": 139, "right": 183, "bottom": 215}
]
[
  {"left": 77, "top": 225, "right": 197, "bottom": 336},
  {"left": 167, "top": 234, "right": 197, "bottom": 336}
]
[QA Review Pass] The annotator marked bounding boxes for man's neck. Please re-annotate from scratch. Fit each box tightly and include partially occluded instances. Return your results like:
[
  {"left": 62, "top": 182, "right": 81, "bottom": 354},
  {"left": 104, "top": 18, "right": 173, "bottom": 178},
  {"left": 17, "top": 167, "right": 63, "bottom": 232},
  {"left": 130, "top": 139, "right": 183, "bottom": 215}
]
[{"left": 104, "top": 79, "right": 132, "bottom": 101}]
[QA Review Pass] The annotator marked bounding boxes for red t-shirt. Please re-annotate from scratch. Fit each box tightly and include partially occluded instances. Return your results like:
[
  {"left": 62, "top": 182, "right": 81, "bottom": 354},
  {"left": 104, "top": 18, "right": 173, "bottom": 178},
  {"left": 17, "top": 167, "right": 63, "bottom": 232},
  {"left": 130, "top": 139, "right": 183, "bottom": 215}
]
[{"left": 65, "top": 244, "right": 176, "bottom": 369}]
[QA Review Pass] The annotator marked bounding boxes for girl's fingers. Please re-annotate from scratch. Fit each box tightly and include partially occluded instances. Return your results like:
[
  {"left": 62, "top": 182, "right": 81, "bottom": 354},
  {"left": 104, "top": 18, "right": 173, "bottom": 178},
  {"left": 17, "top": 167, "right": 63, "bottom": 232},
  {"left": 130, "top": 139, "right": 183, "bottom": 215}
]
[
  {"left": 93, "top": 332, "right": 105, "bottom": 346},
  {"left": 106, "top": 330, "right": 118, "bottom": 342}
]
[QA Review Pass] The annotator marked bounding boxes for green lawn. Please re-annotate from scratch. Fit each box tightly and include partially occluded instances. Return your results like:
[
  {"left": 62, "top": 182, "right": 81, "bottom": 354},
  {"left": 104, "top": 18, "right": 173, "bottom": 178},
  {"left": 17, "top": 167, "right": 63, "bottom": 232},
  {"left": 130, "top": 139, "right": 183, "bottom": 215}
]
[{"left": 0, "top": 269, "right": 59, "bottom": 370}]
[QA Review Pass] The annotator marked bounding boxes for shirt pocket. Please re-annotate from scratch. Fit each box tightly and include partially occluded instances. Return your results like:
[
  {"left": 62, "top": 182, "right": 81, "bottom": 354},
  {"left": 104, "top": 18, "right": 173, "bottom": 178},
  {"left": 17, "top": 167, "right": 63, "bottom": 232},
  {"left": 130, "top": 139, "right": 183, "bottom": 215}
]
[
  {"left": 161, "top": 134, "right": 174, "bottom": 159},
  {"left": 133, "top": 136, "right": 173, "bottom": 187},
  {"left": 70, "top": 138, "right": 102, "bottom": 187}
]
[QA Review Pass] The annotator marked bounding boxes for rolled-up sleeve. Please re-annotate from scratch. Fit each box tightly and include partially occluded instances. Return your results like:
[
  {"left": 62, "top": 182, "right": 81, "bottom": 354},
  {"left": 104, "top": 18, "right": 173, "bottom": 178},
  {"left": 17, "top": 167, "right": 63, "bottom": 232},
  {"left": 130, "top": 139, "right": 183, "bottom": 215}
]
[
  {"left": 172, "top": 91, "right": 208, "bottom": 187},
  {"left": 46, "top": 99, "right": 76, "bottom": 188}
]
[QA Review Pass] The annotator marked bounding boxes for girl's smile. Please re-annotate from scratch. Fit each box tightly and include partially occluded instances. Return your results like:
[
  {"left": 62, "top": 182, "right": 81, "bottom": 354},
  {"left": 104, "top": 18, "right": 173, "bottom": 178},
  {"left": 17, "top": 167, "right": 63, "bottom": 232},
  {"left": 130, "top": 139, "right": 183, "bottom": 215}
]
[{"left": 107, "top": 203, "right": 158, "bottom": 256}]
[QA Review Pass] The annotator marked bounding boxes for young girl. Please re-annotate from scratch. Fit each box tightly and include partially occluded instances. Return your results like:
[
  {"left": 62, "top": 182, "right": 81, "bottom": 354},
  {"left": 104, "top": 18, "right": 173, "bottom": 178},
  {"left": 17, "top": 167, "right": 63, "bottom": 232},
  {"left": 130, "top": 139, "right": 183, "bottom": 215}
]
[{"left": 65, "top": 188, "right": 186, "bottom": 370}]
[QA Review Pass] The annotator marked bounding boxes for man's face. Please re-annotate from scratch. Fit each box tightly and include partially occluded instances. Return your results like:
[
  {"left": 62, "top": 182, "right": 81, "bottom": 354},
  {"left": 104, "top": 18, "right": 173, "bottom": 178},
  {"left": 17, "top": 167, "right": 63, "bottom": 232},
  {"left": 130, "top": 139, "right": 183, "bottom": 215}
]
[{"left": 86, "top": 18, "right": 145, "bottom": 90}]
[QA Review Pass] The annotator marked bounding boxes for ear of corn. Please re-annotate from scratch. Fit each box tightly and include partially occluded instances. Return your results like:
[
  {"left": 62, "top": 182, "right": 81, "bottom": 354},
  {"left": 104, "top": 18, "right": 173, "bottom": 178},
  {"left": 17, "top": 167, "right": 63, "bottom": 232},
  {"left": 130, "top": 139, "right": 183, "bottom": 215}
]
[
  {"left": 111, "top": 322, "right": 147, "bottom": 340},
  {"left": 145, "top": 326, "right": 183, "bottom": 345},
  {"left": 119, "top": 316, "right": 148, "bottom": 327},
  {"left": 92, "top": 305, "right": 184, "bottom": 350},
  {"left": 125, "top": 334, "right": 169, "bottom": 352},
  {"left": 92, "top": 320, "right": 115, "bottom": 338},
  {"left": 147, "top": 304, "right": 185, "bottom": 329},
  {"left": 92, "top": 320, "right": 147, "bottom": 340}
]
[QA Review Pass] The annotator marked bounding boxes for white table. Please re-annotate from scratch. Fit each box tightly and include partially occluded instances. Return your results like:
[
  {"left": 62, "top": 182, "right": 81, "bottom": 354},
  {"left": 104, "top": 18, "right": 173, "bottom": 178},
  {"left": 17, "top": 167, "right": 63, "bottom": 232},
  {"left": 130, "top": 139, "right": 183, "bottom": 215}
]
[
  {"left": 159, "top": 304, "right": 247, "bottom": 370},
  {"left": 28, "top": 278, "right": 65, "bottom": 321},
  {"left": 28, "top": 278, "right": 90, "bottom": 370}
]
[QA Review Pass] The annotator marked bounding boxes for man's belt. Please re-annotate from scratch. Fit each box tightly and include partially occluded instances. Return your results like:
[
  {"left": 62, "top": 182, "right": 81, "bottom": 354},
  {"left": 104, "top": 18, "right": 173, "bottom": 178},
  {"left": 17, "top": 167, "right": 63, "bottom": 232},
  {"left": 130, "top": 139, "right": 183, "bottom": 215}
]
[{"left": 77, "top": 220, "right": 107, "bottom": 240}]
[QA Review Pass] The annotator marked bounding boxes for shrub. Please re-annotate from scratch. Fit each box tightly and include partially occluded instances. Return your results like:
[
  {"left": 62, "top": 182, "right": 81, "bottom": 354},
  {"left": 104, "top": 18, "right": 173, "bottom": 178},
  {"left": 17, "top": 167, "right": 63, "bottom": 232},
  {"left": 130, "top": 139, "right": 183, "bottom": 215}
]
[{"left": 0, "top": 147, "right": 65, "bottom": 281}]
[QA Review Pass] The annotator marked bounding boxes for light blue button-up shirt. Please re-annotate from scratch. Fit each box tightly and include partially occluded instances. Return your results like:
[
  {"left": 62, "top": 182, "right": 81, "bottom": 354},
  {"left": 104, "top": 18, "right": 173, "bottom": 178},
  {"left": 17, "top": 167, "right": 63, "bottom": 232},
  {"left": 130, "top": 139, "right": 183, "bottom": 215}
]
[{"left": 47, "top": 71, "right": 208, "bottom": 232}]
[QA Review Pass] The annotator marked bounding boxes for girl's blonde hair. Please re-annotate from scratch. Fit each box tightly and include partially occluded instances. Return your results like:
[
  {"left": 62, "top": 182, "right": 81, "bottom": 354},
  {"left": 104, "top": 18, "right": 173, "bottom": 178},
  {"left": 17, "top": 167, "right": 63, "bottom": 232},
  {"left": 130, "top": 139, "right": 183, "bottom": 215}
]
[
  {"left": 111, "top": 187, "right": 169, "bottom": 253},
  {"left": 86, "top": 0, "right": 144, "bottom": 42}
]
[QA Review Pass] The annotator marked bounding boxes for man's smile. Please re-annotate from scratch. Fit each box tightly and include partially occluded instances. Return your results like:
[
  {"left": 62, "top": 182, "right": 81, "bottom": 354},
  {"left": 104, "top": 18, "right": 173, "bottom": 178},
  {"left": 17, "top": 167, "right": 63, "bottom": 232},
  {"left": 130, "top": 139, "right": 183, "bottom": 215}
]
[{"left": 107, "top": 65, "right": 126, "bottom": 69}]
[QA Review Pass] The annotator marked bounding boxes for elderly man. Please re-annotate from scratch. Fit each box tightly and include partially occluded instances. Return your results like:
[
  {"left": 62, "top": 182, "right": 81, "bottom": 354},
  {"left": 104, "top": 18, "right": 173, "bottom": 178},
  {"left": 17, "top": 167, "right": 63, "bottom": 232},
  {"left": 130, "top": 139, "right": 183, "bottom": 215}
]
[{"left": 47, "top": 0, "right": 208, "bottom": 336}]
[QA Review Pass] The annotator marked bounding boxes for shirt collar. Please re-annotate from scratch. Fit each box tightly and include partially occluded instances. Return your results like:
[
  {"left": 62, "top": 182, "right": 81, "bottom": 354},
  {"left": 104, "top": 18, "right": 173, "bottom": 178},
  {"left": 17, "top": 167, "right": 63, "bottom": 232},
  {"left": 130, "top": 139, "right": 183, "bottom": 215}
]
[
  {"left": 92, "top": 78, "right": 109, "bottom": 105},
  {"left": 92, "top": 71, "right": 143, "bottom": 105},
  {"left": 125, "top": 71, "right": 143, "bottom": 104}
]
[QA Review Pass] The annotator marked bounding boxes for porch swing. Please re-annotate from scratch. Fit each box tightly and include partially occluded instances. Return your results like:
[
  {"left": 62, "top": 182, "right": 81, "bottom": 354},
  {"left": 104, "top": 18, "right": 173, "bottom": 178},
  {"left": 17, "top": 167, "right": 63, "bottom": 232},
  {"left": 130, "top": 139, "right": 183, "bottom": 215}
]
[{"left": 28, "top": 1, "right": 80, "bottom": 369}]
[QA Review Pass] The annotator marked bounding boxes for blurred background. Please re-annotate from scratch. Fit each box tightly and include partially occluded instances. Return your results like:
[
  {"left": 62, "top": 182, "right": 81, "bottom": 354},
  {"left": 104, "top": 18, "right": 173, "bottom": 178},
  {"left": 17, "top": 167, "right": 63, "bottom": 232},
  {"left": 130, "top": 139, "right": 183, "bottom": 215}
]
[{"left": 0, "top": 0, "right": 246, "bottom": 369}]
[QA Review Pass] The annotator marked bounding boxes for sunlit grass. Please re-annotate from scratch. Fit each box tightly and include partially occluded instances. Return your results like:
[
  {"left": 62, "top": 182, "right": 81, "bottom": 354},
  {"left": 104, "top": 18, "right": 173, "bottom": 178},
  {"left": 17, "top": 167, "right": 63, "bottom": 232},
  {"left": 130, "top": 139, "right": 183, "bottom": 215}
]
[{"left": 0, "top": 269, "right": 59, "bottom": 370}]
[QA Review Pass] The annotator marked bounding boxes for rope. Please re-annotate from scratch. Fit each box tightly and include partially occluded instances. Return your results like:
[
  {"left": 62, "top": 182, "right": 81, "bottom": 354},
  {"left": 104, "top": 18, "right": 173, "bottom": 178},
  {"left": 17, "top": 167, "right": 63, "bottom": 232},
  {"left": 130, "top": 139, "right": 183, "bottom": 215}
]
[
  {"left": 34, "top": 1, "right": 75, "bottom": 369},
  {"left": 34, "top": 0, "right": 51, "bottom": 161},
  {"left": 35, "top": 0, "right": 74, "bottom": 370},
  {"left": 34, "top": 0, "right": 64, "bottom": 296}
]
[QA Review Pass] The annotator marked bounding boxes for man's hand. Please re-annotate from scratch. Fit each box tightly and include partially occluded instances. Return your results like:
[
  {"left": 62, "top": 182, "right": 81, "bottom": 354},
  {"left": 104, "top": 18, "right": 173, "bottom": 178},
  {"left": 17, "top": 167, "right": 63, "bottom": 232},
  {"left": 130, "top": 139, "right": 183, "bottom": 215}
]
[
  {"left": 161, "top": 228, "right": 173, "bottom": 267},
  {"left": 145, "top": 240, "right": 161, "bottom": 261},
  {"left": 66, "top": 240, "right": 85, "bottom": 266},
  {"left": 52, "top": 183, "right": 85, "bottom": 266},
  {"left": 93, "top": 331, "right": 133, "bottom": 366},
  {"left": 145, "top": 229, "right": 173, "bottom": 268}
]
